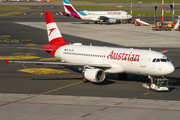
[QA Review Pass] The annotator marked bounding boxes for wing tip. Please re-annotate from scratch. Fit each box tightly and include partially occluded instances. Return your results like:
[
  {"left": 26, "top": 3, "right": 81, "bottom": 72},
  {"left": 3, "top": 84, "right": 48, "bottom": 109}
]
[
  {"left": 162, "top": 48, "right": 166, "bottom": 51},
  {"left": 4, "top": 58, "right": 9, "bottom": 65}
]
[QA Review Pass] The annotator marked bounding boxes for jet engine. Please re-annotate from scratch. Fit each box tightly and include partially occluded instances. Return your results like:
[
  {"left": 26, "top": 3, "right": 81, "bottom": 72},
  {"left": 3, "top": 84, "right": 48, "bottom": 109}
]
[
  {"left": 84, "top": 69, "right": 106, "bottom": 83},
  {"left": 107, "top": 18, "right": 117, "bottom": 23}
]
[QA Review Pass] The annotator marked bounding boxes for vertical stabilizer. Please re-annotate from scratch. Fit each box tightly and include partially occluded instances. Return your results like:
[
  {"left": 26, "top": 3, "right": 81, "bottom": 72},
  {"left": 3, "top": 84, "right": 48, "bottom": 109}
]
[
  {"left": 62, "top": 0, "right": 81, "bottom": 19},
  {"left": 63, "top": 0, "right": 71, "bottom": 14},
  {"left": 45, "top": 11, "right": 67, "bottom": 45}
]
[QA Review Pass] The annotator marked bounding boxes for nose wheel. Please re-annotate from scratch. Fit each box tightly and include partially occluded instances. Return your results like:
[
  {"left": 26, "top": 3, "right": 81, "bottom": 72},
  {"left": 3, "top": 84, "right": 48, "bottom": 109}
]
[{"left": 118, "top": 73, "right": 127, "bottom": 80}]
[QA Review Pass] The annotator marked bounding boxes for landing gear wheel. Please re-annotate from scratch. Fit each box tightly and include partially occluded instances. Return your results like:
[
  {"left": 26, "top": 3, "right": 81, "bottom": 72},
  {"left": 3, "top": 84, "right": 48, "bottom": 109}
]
[
  {"left": 118, "top": 73, "right": 127, "bottom": 80},
  {"left": 82, "top": 77, "right": 88, "bottom": 83}
]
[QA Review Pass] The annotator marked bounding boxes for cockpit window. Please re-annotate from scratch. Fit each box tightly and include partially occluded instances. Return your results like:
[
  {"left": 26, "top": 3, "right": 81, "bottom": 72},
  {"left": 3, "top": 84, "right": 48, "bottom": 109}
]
[
  {"left": 161, "top": 59, "right": 167, "bottom": 62},
  {"left": 152, "top": 58, "right": 156, "bottom": 62},
  {"left": 152, "top": 58, "right": 170, "bottom": 62},
  {"left": 156, "top": 59, "right": 160, "bottom": 62}
]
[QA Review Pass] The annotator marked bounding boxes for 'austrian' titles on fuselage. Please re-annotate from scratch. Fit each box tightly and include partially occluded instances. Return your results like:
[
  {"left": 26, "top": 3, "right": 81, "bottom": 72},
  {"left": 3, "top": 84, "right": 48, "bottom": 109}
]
[{"left": 107, "top": 50, "right": 140, "bottom": 62}]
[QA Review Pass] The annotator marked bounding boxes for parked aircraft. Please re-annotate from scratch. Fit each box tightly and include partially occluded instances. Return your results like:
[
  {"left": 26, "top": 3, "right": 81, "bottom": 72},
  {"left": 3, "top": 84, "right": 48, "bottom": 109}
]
[
  {"left": 60, "top": 0, "right": 132, "bottom": 24},
  {"left": 5, "top": 12, "right": 174, "bottom": 84}
]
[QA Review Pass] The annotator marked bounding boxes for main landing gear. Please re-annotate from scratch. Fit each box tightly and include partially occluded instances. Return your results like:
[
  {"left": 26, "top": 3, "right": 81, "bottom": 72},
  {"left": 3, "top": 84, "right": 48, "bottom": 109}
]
[
  {"left": 118, "top": 73, "right": 127, "bottom": 80},
  {"left": 82, "top": 77, "right": 88, "bottom": 83}
]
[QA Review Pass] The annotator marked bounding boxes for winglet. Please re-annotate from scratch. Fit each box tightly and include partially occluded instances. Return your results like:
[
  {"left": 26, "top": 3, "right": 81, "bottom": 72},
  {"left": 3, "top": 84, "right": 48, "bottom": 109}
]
[
  {"left": 5, "top": 59, "right": 9, "bottom": 65},
  {"left": 163, "top": 48, "right": 166, "bottom": 51},
  {"left": 160, "top": 48, "right": 168, "bottom": 53}
]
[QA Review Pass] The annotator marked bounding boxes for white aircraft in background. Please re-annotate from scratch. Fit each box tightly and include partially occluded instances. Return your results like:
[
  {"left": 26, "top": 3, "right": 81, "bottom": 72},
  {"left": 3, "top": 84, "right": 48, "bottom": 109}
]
[
  {"left": 5, "top": 12, "right": 174, "bottom": 84},
  {"left": 60, "top": 0, "right": 132, "bottom": 24}
]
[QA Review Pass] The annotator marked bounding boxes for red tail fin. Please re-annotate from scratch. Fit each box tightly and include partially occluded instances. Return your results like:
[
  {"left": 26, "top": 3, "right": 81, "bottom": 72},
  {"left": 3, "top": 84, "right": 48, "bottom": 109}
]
[{"left": 44, "top": 12, "right": 67, "bottom": 45}]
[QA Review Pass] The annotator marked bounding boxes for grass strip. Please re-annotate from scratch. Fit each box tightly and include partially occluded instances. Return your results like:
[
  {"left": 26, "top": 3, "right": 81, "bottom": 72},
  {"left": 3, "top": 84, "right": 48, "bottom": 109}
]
[
  {"left": 0, "top": 5, "right": 30, "bottom": 10},
  {"left": 71, "top": 5, "right": 145, "bottom": 9},
  {"left": 129, "top": 11, "right": 180, "bottom": 17},
  {"left": 72, "top": 0, "right": 180, "bottom": 3},
  {"left": 53, "top": 0, "right": 95, "bottom": 4},
  {"left": 0, "top": 11, "right": 25, "bottom": 17}
]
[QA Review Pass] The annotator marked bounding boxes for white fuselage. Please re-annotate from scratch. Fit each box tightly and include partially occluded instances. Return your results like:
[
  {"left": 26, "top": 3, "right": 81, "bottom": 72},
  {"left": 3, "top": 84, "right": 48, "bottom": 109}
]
[
  {"left": 78, "top": 11, "right": 132, "bottom": 21},
  {"left": 54, "top": 44, "right": 174, "bottom": 76}
]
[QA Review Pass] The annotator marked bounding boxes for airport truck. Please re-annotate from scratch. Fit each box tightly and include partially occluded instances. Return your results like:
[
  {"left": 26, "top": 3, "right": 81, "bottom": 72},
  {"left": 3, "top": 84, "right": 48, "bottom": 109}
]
[
  {"left": 152, "top": 21, "right": 171, "bottom": 31},
  {"left": 143, "top": 78, "right": 169, "bottom": 91}
]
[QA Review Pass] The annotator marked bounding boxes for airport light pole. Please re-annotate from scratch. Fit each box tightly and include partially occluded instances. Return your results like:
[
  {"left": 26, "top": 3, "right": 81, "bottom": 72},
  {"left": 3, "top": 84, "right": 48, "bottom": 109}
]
[
  {"left": 131, "top": 0, "right": 132, "bottom": 16},
  {"left": 162, "top": 0, "right": 164, "bottom": 22},
  {"left": 173, "top": 0, "right": 174, "bottom": 22},
  {"left": 170, "top": 5, "right": 173, "bottom": 22},
  {"left": 154, "top": 6, "right": 157, "bottom": 24}
]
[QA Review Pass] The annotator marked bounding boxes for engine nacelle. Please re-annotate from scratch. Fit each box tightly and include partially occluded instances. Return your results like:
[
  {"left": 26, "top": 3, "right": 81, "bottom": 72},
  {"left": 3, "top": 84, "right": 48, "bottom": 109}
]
[
  {"left": 60, "top": 12, "right": 70, "bottom": 17},
  {"left": 84, "top": 69, "right": 106, "bottom": 83},
  {"left": 107, "top": 18, "right": 117, "bottom": 23}
]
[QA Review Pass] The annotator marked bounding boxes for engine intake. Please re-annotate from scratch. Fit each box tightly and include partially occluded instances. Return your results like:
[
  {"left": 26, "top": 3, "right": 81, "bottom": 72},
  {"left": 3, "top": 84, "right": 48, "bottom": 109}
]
[{"left": 84, "top": 69, "right": 106, "bottom": 83}]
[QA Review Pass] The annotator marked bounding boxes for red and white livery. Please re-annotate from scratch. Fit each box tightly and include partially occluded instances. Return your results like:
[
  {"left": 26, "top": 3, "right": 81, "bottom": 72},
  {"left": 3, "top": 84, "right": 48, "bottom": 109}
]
[{"left": 6, "top": 12, "right": 174, "bottom": 83}]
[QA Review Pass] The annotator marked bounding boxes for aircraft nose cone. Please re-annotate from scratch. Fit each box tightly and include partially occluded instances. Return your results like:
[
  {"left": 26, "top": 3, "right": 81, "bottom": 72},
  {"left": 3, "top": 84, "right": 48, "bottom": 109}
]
[{"left": 166, "top": 64, "right": 175, "bottom": 74}]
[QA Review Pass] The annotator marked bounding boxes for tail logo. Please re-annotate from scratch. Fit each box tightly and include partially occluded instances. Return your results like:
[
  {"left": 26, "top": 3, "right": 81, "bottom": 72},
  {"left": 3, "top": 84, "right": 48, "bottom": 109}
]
[{"left": 49, "top": 28, "right": 56, "bottom": 36}]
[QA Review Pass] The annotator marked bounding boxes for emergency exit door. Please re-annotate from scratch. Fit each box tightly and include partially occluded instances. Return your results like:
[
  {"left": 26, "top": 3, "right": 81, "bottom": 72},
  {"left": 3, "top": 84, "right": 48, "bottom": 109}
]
[{"left": 140, "top": 54, "right": 148, "bottom": 67}]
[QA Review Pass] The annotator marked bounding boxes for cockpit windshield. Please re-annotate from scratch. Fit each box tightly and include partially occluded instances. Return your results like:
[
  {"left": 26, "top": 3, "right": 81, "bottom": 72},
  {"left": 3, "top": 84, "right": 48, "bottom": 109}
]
[{"left": 152, "top": 58, "right": 169, "bottom": 62}]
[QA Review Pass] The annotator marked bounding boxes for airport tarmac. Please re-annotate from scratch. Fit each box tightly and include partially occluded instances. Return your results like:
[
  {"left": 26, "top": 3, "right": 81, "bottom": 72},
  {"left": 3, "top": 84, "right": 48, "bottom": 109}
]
[{"left": 0, "top": 10, "right": 180, "bottom": 120}]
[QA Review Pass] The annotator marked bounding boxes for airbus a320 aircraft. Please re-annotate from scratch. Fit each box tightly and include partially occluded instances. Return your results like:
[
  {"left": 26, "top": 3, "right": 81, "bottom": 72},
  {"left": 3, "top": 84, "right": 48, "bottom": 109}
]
[
  {"left": 60, "top": 0, "right": 132, "bottom": 24},
  {"left": 5, "top": 12, "right": 174, "bottom": 84}
]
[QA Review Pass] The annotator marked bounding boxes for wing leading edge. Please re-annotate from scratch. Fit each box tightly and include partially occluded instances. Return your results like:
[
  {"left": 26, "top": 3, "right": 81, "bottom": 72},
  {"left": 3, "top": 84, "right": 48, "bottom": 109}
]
[{"left": 5, "top": 59, "right": 111, "bottom": 68}]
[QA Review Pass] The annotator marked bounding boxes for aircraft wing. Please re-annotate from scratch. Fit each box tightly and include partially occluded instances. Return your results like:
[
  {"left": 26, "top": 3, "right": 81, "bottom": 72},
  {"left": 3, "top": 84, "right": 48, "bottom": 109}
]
[
  {"left": 98, "top": 16, "right": 117, "bottom": 23},
  {"left": 5, "top": 59, "right": 111, "bottom": 68},
  {"left": 99, "top": 16, "right": 109, "bottom": 21}
]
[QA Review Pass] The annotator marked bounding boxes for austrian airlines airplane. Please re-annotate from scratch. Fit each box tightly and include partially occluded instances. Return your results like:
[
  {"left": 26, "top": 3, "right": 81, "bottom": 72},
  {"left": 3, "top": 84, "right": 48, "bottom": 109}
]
[
  {"left": 60, "top": 0, "right": 132, "bottom": 24},
  {"left": 5, "top": 12, "right": 174, "bottom": 83}
]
